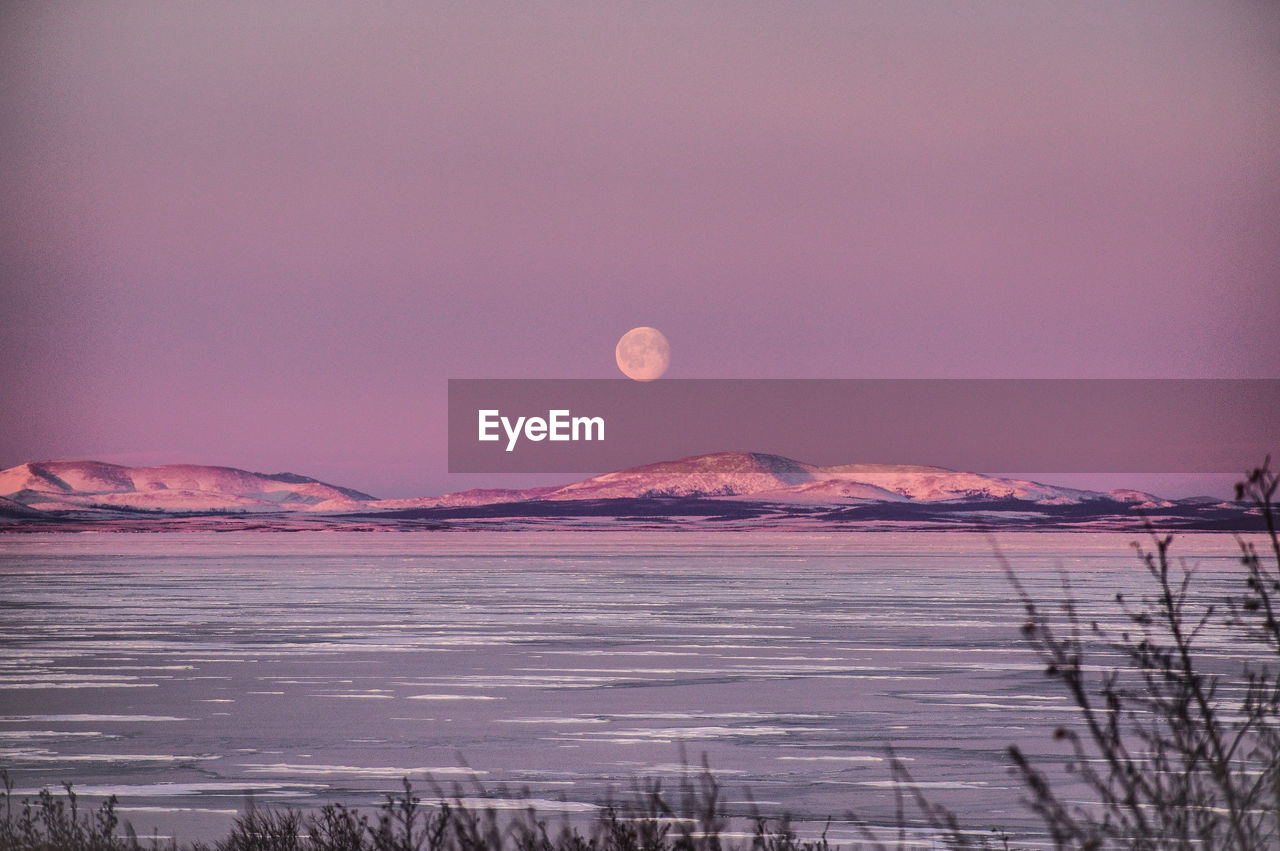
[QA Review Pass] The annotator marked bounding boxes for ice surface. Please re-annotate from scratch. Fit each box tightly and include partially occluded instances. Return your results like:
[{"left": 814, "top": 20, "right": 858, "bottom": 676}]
[{"left": 0, "top": 530, "right": 1259, "bottom": 844}]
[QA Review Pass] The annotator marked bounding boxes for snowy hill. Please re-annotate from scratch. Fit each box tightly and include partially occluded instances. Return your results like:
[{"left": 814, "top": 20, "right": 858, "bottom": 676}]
[
  {"left": 813, "top": 462, "right": 1098, "bottom": 503},
  {"left": 370, "top": 487, "right": 559, "bottom": 511},
  {"left": 0, "top": 453, "right": 1136, "bottom": 516},
  {"left": 0, "top": 460, "right": 376, "bottom": 513},
  {"left": 540, "top": 452, "right": 817, "bottom": 501},
  {"left": 529, "top": 452, "right": 1100, "bottom": 505},
  {"left": 2, "top": 453, "right": 1243, "bottom": 533}
]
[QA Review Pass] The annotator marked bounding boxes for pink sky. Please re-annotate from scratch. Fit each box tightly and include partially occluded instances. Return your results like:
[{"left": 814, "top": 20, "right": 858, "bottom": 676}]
[{"left": 2, "top": 3, "right": 1278, "bottom": 498}]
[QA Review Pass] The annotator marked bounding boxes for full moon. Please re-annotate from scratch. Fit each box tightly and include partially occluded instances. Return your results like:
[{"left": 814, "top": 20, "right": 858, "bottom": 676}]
[{"left": 615, "top": 326, "right": 671, "bottom": 381}]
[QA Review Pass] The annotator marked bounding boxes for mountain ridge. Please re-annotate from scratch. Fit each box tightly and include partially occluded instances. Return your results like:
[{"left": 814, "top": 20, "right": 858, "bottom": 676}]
[
  {"left": 525, "top": 452, "right": 1099, "bottom": 504},
  {"left": 0, "top": 460, "right": 376, "bottom": 514},
  {"left": 0, "top": 452, "right": 1216, "bottom": 515}
]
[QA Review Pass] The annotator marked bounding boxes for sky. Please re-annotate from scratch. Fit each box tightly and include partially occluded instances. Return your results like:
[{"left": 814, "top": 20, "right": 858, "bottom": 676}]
[{"left": 2, "top": 3, "right": 1278, "bottom": 498}]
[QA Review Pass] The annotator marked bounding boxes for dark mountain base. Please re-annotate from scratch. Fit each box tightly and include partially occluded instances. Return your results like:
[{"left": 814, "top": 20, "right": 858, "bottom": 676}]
[
  {"left": 355, "top": 496, "right": 1262, "bottom": 530},
  {"left": 1, "top": 496, "right": 1260, "bottom": 532}
]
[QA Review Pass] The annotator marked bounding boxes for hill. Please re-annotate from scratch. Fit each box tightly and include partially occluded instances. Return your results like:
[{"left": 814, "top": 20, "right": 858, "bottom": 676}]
[{"left": 0, "top": 454, "right": 1253, "bottom": 531}]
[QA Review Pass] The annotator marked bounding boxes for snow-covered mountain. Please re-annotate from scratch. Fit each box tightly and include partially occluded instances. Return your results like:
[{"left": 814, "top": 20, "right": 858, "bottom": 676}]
[
  {"left": 0, "top": 460, "right": 376, "bottom": 513},
  {"left": 370, "top": 486, "right": 559, "bottom": 510},
  {"left": 526, "top": 452, "right": 1100, "bottom": 505},
  {"left": 0, "top": 452, "right": 1186, "bottom": 518}
]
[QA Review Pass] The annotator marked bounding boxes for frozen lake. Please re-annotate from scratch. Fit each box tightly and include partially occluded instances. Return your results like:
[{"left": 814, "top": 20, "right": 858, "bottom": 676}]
[{"left": 0, "top": 531, "right": 1255, "bottom": 844}]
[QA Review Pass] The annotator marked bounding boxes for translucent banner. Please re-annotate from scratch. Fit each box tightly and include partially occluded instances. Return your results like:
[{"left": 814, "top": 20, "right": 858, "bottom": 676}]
[{"left": 447, "top": 379, "right": 1279, "bottom": 474}]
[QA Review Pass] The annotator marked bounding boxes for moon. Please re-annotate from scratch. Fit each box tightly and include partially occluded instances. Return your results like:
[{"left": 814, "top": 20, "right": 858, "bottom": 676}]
[{"left": 615, "top": 326, "right": 671, "bottom": 381}]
